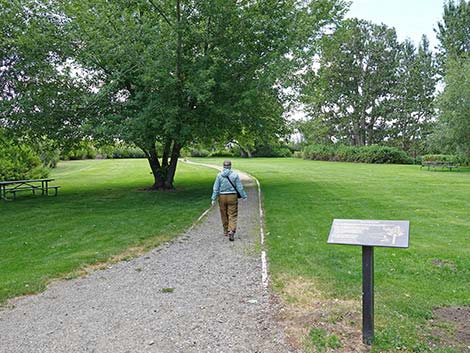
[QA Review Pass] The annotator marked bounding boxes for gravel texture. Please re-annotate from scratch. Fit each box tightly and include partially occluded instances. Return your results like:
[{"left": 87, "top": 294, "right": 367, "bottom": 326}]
[{"left": 0, "top": 172, "right": 292, "bottom": 353}]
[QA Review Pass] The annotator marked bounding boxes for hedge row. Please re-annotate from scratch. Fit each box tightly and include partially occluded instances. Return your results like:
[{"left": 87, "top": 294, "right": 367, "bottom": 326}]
[
  {"left": 62, "top": 143, "right": 146, "bottom": 160},
  {"left": 302, "top": 144, "right": 413, "bottom": 164}
]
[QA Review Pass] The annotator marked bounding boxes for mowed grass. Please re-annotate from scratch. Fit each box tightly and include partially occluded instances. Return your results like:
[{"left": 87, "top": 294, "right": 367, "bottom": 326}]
[
  {"left": 0, "top": 159, "right": 214, "bottom": 304},
  {"left": 199, "top": 157, "right": 470, "bottom": 352}
]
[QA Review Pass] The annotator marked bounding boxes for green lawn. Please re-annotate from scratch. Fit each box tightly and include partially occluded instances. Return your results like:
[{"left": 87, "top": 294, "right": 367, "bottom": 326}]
[
  {"left": 0, "top": 159, "right": 214, "bottom": 303},
  {"left": 199, "top": 157, "right": 470, "bottom": 352}
]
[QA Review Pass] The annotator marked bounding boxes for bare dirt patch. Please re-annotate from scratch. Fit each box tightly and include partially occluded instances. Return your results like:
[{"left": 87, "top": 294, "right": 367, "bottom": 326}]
[
  {"left": 431, "top": 306, "right": 470, "bottom": 352},
  {"left": 274, "top": 275, "right": 369, "bottom": 353}
]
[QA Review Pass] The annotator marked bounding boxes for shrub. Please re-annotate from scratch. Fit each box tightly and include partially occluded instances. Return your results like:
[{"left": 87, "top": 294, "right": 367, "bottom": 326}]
[
  {"left": 110, "top": 145, "right": 146, "bottom": 159},
  {"left": 188, "top": 147, "right": 211, "bottom": 157},
  {"left": 62, "top": 141, "right": 97, "bottom": 160},
  {"left": 421, "top": 154, "right": 459, "bottom": 163},
  {"left": 254, "top": 144, "right": 292, "bottom": 157},
  {"left": 356, "top": 145, "right": 413, "bottom": 164},
  {"left": 303, "top": 144, "right": 413, "bottom": 164},
  {"left": 303, "top": 144, "right": 336, "bottom": 161},
  {"left": 0, "top": 140, "right": 49, "bottom": 181},
  {"left": 209, "top": 149, "right": 236, "bottom": 158}
]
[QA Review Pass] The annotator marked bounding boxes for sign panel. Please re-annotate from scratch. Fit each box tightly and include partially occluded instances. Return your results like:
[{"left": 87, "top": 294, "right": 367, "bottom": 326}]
[{"left": 327, "top": 219, "right": 409, "bottom": 248}]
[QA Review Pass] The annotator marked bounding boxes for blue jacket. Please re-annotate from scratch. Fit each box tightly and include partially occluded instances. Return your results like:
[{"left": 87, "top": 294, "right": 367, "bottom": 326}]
[{"left": 211, "top": 169, "right": 247, "bottom": 200}]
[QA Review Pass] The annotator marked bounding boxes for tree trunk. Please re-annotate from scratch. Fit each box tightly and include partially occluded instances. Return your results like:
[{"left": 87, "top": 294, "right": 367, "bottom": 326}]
[{"left": 142, "top": 141, "right": 181, "bottom": 190}]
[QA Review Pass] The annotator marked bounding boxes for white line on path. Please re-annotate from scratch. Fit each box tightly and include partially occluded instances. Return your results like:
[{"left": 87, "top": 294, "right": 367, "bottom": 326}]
[{"left": 180, "top": 159, "right": 269, "bottom": 288}]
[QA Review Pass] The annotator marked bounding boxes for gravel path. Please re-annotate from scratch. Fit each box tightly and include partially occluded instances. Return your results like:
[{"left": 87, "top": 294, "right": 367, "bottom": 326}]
[{"left": 0, "top": 168, "right": 292, "bottom": 353}]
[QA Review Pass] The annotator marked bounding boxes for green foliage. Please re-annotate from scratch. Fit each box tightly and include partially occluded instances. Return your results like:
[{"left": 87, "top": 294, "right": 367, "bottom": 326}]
[
  {"left": 108, "top": 146, "right": 146, "bottom": 159},
  {"left": 0, "top": 1, "right": 89, "bottom": 144},
  {"left": 435, "top": 58, "right": 470, "bottom": 159},
  {"left": 208, "top": 149, "right": 236, "bottom": 158},
  {"left": 0, "top": 136, "right": 49, "bottom": 181},
  {"left": 2, "top": 0, "right": 345, "bottom": 188},
  {"left": 303, "top": 144, "right": 413, "bottom": 164},
  {"left": 37, "top": 140, "right": 61, "bottom": 168},
  {"left": 253, "top": 143, "right": 292, "bottom": 158},
  {"left": 421, "top": 154, "right": 459, "bottom": 163},
  {"left": 62, "top": 141, "right": 97, "bottom": 160},
  {"left": 186, "top": 147, "right": 211, "bottom": 158},
  {"left": 432, "top": 0, "right": 470, "bottom": 160},
  {"left": 303, "top": 19, "right": 401, "bottom": 146},
  {"left": 303, "top": 19, "right": 436, "bottom": 151},
  {"left": 436, "top": 0, "right": 470, "bottom": 61}
]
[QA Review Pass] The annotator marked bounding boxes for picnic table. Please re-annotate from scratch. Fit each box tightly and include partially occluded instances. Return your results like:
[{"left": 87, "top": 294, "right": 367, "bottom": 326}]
[
  {"left": 421, "top": 161, "right": 460, "bottom": 171},
  {"left": 0, "top": 178, "right": 60, "bottom": 201}
]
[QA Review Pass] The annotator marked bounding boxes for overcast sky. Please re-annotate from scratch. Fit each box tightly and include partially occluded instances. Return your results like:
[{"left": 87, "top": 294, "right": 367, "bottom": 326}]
[{"left": 347, "top": 0, "right": 445, "bottom": 50}]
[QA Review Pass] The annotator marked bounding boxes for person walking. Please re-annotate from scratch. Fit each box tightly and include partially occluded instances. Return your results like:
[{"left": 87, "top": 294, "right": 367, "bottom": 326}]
[{"left": 211, "top": 160, "right": 247, "bottom": 241}]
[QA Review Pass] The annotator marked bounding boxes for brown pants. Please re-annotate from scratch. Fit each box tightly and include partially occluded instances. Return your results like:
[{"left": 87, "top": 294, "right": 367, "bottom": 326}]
[{"left": 218, "top": 193, "right": 238, "bottom": 233}]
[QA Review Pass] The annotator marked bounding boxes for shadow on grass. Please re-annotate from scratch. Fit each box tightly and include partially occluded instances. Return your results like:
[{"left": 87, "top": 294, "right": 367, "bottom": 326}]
[{"left": 0, "top": 175, "right": 213, "bottom": 304}]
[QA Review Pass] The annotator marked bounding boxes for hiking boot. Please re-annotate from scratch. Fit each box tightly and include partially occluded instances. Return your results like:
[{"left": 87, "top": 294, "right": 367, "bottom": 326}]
[{"left": 229, "top": 231, "right": 235, "bottom": 241}]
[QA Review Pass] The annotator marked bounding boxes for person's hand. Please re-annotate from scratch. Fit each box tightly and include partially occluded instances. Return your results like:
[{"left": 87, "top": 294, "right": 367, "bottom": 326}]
[
  {"left": 242, "top": 197, "right": 247, "bottom": 201},
  {"left": 211, "top": 200, "right": 216, "bottom": 206}
]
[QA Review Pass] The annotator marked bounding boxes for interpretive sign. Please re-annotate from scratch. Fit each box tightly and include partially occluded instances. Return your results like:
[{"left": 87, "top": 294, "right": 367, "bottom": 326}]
[
  {"left": 327, "top": 219, "right": 410, "bottom": 345},
  {"left": 327, "top": 219, "right": 409, "bottom": 248}
]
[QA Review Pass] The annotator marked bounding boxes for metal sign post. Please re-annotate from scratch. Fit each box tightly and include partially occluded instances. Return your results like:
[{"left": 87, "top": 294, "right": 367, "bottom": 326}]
[
  {"left": 327, "top": 219, "right": 410, "bottom": 345},
  {"left": 362, "top": 245, "right": 374, "bottom": 344}
]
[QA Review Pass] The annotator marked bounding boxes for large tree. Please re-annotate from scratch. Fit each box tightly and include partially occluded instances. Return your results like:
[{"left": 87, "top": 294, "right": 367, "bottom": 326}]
[
  {"left": 2, "top": 0, "right": 346, "bottom": 189},
  {"left": 388, "top": 37, "right": 437, "bottom": 156},
  {"left": 433, "top": 0, "right": 470, "bottom": 158},
  {"left": 303, "top": 19, "right": 401, "bottom": 146},
  {"left": 0, "top": 1, "right": 87, "bottom": 142},
  {"left": 436, "top": 0, "right": 470, "bottom": 62},
  {"left": 302, "top": 19, "right": 436, "bottom": 150}
]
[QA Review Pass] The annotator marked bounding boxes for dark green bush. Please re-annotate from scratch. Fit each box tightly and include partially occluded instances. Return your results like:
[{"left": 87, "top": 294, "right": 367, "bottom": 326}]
[
  {"left": 62, "top": 141, "right": 97, "bottom": 160},
  {"left": 0, "top": 139, "right": 49, "bottom": 181},
  {"left": 253, "top": 144, "right": 292, "bottom": 157},
  {"left": 209, "top": 149, "right": 236, "bottom": 157},
  {"left": 303, "top": 144, "right": 336, "bottom": 161},
  {"left": 110, "top": 145, "right": 146, "bottom": 159},
  {"left": 188, "top": 147, "right": 211, "bottom": 157},
  {"left": 303, "top": 144, "right": 413, "bottom": 164}
]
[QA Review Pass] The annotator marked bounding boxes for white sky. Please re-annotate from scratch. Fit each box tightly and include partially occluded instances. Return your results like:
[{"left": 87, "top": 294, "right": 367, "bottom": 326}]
[{"left": 347, "top": 0, "right": 445, "bottom": 50}]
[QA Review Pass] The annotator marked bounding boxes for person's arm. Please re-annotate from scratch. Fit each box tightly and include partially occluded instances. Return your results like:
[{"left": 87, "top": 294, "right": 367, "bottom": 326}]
[
  {"left": 211, "top": 174, "right": 220, "bottom": 201},
  {"left": 235, "top": 174, "right": 247, "bottom": 199}
]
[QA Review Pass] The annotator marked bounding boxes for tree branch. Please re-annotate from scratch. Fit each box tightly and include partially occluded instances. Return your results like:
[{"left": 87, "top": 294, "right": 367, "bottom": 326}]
[{"left": 147, "top": 0, "right": 173, "bottom": 27}]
